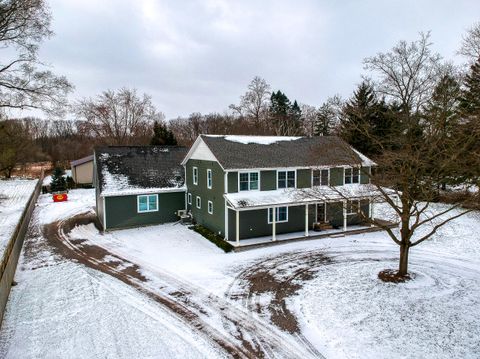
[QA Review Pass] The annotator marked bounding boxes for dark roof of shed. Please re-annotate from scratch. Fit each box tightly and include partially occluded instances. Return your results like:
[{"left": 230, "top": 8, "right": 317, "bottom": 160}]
[
  {"left": 200, "top": 135, "right": 370, "bottom": 169},
  {"left": 95, "top": 146, "right": 187, "bottom": 195}
]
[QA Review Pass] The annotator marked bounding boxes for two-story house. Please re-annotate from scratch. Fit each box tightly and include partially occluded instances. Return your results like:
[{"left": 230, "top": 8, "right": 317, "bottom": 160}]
[{"left": 182, "top": 135, "right": 377, "bottom": 245}]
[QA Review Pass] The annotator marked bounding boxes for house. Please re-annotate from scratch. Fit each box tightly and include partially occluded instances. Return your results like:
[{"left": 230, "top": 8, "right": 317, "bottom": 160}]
[
  {"left": 93, "top": 135, "right": 381, "bottom": 244},
  {"left": 94, "top": 146, "right": 187, "bottom": 231},
  {"left": 70, "top": 155, "right": 94, "bottom": 186},
  {"left": 182, "top": 135, "right": 378, "bottom": 244}
]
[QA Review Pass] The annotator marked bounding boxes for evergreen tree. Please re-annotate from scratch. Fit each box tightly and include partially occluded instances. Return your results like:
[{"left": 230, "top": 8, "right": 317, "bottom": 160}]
[
  {"left": 50, "top": 167, "right": 67, "bottom": 193},
  {"left": 151, "top": 121, "right": 178, "bottom": 146},
  {"left": 313, "top": 96, "right": 342, "bottom": 137},
  {"left": 288, "top": 100, "right": 303, "bottom": 134},
  {"left": 459, "top": 56, "right": 480, "bottom": 118},
  {"left": 269, "top": 90, "right": 302, "bottom": 135}
]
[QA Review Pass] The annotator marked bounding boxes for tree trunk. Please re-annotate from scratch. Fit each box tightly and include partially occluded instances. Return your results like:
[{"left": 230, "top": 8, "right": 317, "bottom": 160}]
[{"left": 398, "top": 243, "right": 410, "bottom": 275}]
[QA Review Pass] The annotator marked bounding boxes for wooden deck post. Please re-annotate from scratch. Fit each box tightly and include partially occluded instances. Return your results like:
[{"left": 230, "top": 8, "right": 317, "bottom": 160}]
[
  {"left": 343, "top": 200, "right": 347, "bottom": 232},
  {"left": 236, "top": 210, "right": 239, "bottom": 246},
  {"left": 369, "top": 197, "right": 374, "bottom": 227},
  {"left": 305, "top": 204, "right": 309, "bottom": 237}
]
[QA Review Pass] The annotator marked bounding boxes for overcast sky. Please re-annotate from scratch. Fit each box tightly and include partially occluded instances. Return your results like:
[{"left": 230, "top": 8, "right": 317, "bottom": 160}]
[{"left": 38, "top": 0, "right": 480, "bottom": 120}]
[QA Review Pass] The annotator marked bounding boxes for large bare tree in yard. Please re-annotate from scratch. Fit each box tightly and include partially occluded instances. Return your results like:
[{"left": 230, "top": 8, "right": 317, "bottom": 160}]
[
  {"left": 75, "top": 88, "right": 162, "bottom": 145},
  {"left": 315, "top": 34, "right": 480, "bottom": 281},
  {"left": 0, "top": 0, "right": 72, "bottom": 115},
  {"left": 459, "top": 22, "right": 480, "bottom": 64}
]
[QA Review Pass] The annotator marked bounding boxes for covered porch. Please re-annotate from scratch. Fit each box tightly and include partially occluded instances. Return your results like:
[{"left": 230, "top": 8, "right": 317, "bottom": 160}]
[{"left": 224, "top": 185, "right": 394, "bottom": 247}]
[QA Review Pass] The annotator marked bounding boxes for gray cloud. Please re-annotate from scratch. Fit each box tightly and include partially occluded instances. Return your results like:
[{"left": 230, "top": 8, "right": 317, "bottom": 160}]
[{"left": 36, "top": 0, "right": 480, "bottom": 119}]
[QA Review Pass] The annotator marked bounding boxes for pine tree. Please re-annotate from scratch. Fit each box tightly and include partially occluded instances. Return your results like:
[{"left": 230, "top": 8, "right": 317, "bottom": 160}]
[
  {"left": 50, "top": 167, "right": 67, "bottom": 193},
  {"left": 151, "top": 121, "right": 178, "bottom": 146},
  {"left": 459, "top": 56, "right": 480, "bottom": 119}
]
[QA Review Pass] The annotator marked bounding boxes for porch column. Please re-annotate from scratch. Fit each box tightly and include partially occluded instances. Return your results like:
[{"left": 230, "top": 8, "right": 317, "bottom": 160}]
[
  {"left": 236, "top": 210, "right": 240, "bottom": 246},
  {"left": 305, "top": 204, "right": 309, "bottom": 237},
  {"left": 343, "top": 200, "right": 347, "bottom": 232},
  {"left": 371, "top": 198, "right": 375, "bottom": 225},
  {"left": 369, "top": 197, "right": 374, "bottom": 227},
  {"left": 272, "top": 208, "right": 277, "bottom": 241}
]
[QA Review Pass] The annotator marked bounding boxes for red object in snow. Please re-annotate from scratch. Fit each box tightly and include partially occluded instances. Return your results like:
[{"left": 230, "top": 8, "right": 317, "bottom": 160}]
[{"left": 53, "top": 193, "right": 68, "bottom": 202}]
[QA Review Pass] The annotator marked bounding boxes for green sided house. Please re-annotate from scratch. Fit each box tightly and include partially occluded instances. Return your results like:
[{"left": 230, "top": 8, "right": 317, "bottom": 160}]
[
  {"left": 182, "top": 135, "right": 380, "bottom": 245},
  {"left": 94, "top": 146, "right": 187, "bottom": 231}
]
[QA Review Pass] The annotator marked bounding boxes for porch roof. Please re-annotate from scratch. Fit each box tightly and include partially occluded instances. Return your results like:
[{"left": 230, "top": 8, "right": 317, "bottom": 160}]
[{"left": 224, "top": 184, "right": 389, "bottom": 210}]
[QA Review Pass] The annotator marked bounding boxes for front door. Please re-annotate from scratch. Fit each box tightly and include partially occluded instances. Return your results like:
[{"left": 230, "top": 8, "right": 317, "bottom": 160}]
[{"left": 316, "top": 203, "right": 326, "bottom": 222}]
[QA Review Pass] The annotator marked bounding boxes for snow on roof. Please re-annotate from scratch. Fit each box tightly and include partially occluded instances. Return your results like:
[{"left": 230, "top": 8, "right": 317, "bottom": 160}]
[
  {"left": 95, "top": 146, "right": 187, "bottom": 197},
  {"left": 351, "top": 148, "right": 376, "bottom": 167},
  {"left": 225, "top": 184, "right": 394, "bottom": 209},
  {"left": 218, "top": 135, "right": 302, "bottom": 145}
]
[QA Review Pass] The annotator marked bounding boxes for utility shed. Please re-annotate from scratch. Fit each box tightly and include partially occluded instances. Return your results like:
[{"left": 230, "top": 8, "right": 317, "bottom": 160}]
[
  {"left": 94, "top": 146, "right": 188, "bottom": 231},
  {"left": 70, "top": 155, "right": 94, "bottom": 186}
]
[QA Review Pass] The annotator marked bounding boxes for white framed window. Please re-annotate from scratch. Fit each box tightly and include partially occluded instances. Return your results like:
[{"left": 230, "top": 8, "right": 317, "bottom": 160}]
[
  {"left": 344, "top": 167, "right": 360, "bottom": 184},
  {"left": 208, "top": 200, "right": 213, "bottom": 214},
  {"left": 268, "top": 207, "right": 288, "bottom": 223},
  {"left": 347, "top": 200, "right": 360, "bottom": 215},
  {"left": 312, "top": 169, "right": 329, "bottom": 186},
  {"left": 239, "top": 172, "right": 259, "bottom": 191},
  {"left": 187, "top": 193, "right": 192, "bottom": 205},
  {"left": 207, "top": 169, "right": 212, "bottom": 189},
  {"left": 137, "top": 194, "right": 158, "bottom": 213},
  {"left": 193, "top": 167, "right": 198, "bottom": 185},
  {"left": 277, "top": 170, "right": 296, "bottom": 189},
  {"left": 196, "top": 196, "right": 201, "bottom": 209}
]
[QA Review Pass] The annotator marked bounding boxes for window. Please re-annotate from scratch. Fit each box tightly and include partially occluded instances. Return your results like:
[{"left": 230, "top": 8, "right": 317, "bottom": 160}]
[
  {"left": 196, "top": 196, "right": 201, "bottom": 209},
  {"left": 344, "top": 167, "right": 360, "bottom": 184},
  {"left": 208, "top": 200, "right": 213, "bottom": 214},
  {"left": 312, "top": 169, "right": 329, "bottom": 186},
  {"left": 193, "top": 167, "right": 198, "bottom": 185},
  {"left": 187, "top": 193, "right": 192, "bottom": 205},
  {"left": 277, "top": 170, "right": 296, "bottom": 189},
  {"left": 347, "top": 200, "right": 360, "bottom": 215},
  {"left": 207, "top": 169, "right": 212, "bottom": 189},
  {"left": 239, "top": 172, "right": 259, "bottom": 191},
  {"left": 268, "top": 207, "right": 288, "bottom": 223},
  {"left": 137, "top": 194, "right": 158, "bottom": 213}
]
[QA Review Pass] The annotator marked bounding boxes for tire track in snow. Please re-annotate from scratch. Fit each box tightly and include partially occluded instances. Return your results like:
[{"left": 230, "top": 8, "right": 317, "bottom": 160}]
[{"left": 45, "top": 213, "right": 321, "bottom": 359}]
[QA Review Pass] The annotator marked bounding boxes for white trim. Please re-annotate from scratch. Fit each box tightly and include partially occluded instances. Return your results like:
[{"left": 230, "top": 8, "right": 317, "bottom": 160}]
[
  {"left": 238, "top": 171, "right": 260, "bottom": 191},
  {"left": 346, "top": 199, "right": 361, "bottom": 215},
  {"left": 196, "top": 196, "right": 201, "bottom": 209},
  {"left": 208, "top": 200, "right": 213, "bottom": 214},
  {"left": 193, "top": 167, "right": 198, "bottom": 185},
  {"left": 226, "top": 166, "right": 312, "bottom": 172},
  {"left": 267, "top": 206, "right": 289, "bottom": 223},
  {"left": 276, "top": 169, "right": 297, "bottom": 189},
  {"left": 181, "top": 136, "right": 225, "bottom": 170},
  {"left": 137, "top": 194, "right": 159, "bottom": 213},
  {"left": 224, "top": 172, "right": 229, "bottom": 241},
  {"left": 207, "top": 169, "right": 212, "bottom": 189},
  {"left": 187, "top": 193, "right": 192, "bottom": 205},
  {"left": 235, "top": 210, "right": 240, "bottom": 245},
  {"left": 102, "top": 197, "right": 106, "bottom": 231}
]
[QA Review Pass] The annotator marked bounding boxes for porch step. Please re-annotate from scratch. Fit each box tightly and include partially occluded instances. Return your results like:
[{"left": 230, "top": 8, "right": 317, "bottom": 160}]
[{"left": 330, "top": 233, "right": 345, "bottom": 238}]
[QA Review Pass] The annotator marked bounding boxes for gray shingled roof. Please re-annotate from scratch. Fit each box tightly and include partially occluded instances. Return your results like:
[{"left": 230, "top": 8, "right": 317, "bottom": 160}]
[
  {"left": 200, "top": 135, "right": 368, "bottom": 169},
  {"left": 95, "top": 146, "right": 187, "bottom": 195}
]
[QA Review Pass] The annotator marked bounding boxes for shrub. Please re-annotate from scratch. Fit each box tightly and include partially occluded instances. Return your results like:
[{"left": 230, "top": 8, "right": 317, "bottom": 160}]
[{"left": 191, "top": 224, "right": 234, "bottom": 253}]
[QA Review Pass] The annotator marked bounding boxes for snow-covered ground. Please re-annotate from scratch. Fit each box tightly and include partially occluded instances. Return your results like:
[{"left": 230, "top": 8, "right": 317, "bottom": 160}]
[
  {"left": 0, "top": 179, "right": 37, "bottom": 258},
  {"left": 1, "top": 188, "right": 479, "bottom": 358}
]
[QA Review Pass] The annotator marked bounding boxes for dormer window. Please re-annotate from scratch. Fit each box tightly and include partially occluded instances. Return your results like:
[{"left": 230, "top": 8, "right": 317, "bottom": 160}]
[
  {"left": 277, "top": 170, "right": 296, "bottom": 189},
  {"left": 345, "top": 167, "right": 360, "bottom": 184}
]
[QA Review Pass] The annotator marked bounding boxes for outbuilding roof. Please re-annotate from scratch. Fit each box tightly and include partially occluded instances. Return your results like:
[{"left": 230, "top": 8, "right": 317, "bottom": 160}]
[
  {"left": 95, "top": 146, "right": 187, "bottom": 197},
  {"left": 196, "top": 135, "right": 375, "bottom": 170},
  {"left": 70, "top": 154, "right": 94, "bottom": 167}
]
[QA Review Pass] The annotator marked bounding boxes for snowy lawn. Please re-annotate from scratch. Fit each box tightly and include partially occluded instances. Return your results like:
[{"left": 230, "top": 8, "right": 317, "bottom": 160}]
[
  {"left": 1, "top": 188, "right": 479, "bottom": 358},
  {"left": 0, "top": 178, "right": 37, "bottom": 257}
]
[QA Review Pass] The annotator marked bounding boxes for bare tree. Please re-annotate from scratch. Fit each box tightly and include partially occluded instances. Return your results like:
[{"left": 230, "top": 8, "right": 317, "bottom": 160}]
[
  {"left": 364, "top": 32, "right": 442, "bottom": 114},
  {"left": 459, "top": 22, "right": 480, "bottom": 64},
  {"left": 229, "top": 76, "right": 271, "bottom": 126},
  {"left": 75, "top": 88, "right": 162, "bottom": 145},
  {"left": 300, "top": 103, "right": 317, "bottom": 136},
  {"left": 303, "top": 34, "right": 479, "bottom": 281},
  {"left": 0, "top": 0, "right": 72, "bottom": 115}
]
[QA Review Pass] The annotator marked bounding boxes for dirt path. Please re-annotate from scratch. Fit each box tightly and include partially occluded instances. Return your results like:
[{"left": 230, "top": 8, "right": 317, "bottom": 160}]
[{"left": 45, "top": 213, "right": 322, "bottom": 359}]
